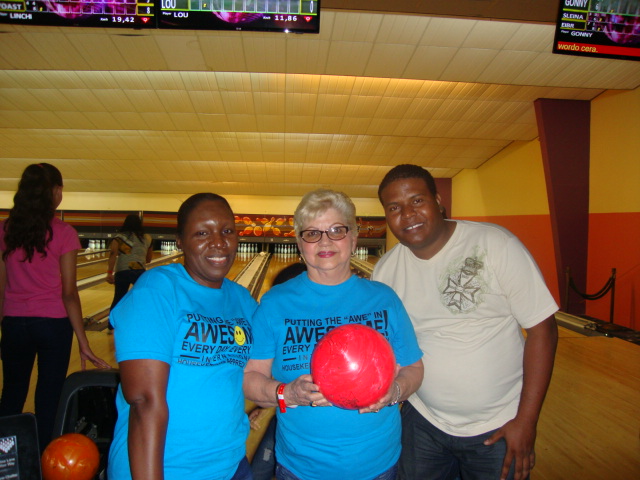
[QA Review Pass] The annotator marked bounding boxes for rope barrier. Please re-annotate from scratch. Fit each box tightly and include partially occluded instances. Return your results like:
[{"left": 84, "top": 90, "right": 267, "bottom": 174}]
[{"left": 564, "top": 267, "right": 616, "bottom": 323}]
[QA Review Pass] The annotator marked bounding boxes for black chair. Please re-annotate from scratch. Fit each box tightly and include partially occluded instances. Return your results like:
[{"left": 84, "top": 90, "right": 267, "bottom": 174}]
[{"left": 52, "top": 369, "right": 120, "bottom": 480}]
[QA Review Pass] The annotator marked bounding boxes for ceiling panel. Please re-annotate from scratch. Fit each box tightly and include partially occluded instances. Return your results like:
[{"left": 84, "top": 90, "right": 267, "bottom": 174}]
[{"left": 0, "top": 6, "right": 639, "bottom": 199}]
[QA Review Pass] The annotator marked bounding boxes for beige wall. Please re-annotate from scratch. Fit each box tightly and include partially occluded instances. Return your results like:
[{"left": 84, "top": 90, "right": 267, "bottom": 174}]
[
  {"left": 0, "top": 190, "right": 385, "bottom": 217},
  {"left": 452, "top": 139, "right": 549, "bottom": 217},
  {"left": 450, "top": 85, "right": 640, "bottom": 218}
]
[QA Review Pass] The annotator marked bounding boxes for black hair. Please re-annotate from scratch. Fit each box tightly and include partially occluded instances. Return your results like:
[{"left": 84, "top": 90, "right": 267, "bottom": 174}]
[
  {"left": 120, "top": 214, "right": 145, "bottom": 243},
  {"left": 272, "top": 262, "right": 307, "bottom": 287},
  {"left": 377, "top": 164, "right": 438, "bottom": 202},
  {"left": 176, "top": 193, "right": 233, "bottom": 237},
  {"left": 2, "top": 163, "right": 63, "bottom": 262}
]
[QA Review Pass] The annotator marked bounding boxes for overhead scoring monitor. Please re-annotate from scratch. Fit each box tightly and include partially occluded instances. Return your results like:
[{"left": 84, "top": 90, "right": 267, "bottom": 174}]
[
  {"left": 553, "top": 0, "right": 640, "bottom": 61},
  {"left": 0, "top": 0, "right": 156, "bottom": 27},
  {"left": 158, "top": 0, "right": 320, "bottom": 33}
]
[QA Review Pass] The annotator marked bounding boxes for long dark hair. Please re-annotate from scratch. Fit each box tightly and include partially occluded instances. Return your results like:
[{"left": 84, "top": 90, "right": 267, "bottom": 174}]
[
  {"left": 120, "top": 214, "right": 145, "bottom": 243},
  {"left": 2, "top": 163, "right": 63, "bottom": 262}
]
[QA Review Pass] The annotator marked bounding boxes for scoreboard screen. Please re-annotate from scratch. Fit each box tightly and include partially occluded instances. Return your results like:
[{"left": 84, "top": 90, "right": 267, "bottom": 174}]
[
  {"left": 0, "top": 0, "right": 155, "bottom": 27},
  {"left": 553, "top": 0, "right": 640, "bottom": 61},
  {"left": 158, "top": 0, "right": 320, "bottom": 33}
]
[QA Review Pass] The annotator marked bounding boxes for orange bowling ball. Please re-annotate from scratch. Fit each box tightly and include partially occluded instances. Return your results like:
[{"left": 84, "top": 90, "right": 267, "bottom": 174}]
[{"left": 41, "top": 433, "right": 100, "bottom": 480}]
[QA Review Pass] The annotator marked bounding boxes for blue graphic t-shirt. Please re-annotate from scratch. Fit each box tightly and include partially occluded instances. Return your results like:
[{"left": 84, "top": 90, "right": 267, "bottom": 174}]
[
  {"left": 251, "top": 273, "right": 423, "bottom": 480},
  {"left": 108, "top": 264, "right": 257, "bottom": 480}
]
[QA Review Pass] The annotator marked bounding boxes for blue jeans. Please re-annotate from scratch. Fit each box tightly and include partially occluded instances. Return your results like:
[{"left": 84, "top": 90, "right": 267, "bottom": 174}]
[
  {"left": 276, "top": 462, "right": 398, "bottom": 480},
  {"left": 108, "top": 269, "right": 145, "bottom": 328},
  {"left": 251, "top": 415, "right": 277, "bottom": 480},
  {"left": 230, "top": 457, "right": 253, "bottom": 480},
  {"left": 0, "top": 316, "right": 73, "bottom": 452},
  {"left": 398, "top": 402, "right": 522, "bottom": 480}
]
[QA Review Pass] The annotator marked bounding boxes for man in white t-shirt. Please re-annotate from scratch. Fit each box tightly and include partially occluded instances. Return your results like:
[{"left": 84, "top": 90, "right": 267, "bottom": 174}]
[{"left": 372, "top": 164, "right": 558, "bottom": 480}]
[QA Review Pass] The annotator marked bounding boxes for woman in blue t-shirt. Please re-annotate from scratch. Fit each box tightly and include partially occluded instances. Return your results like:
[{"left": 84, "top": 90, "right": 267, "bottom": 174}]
[
  {"left": 108, "top": 193, "right": 257, "bottom": 480},
  {"left": 244, "top": 189, "right": 424, "bottom": 480}
]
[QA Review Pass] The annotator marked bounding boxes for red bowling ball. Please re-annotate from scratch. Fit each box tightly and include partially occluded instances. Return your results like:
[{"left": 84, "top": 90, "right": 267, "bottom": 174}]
[
  {"left": 311, "top": 324, "right": 396, "bottom": 409},
  {"left": 41, "top": 433, "right": 100, "bottom": 480}
]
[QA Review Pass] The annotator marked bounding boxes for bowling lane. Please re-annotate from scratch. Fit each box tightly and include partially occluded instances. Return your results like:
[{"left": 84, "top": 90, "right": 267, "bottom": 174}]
[
  {"left": 77, "top": 250, "right": 171, "bottom": 280},
  {"left": 78, "top": 252, "right": 184, "bottom": 315},
  {"left": 77, "top": 250, "right": 109, "bottom": 266},
  {"left": 365, "top": 255, "right": 379, "bottom": 266},
  {"left": 78, "top": 251, "right": 255, "bottom": 321},
  {"left": 257, "top": 254, "right": 302, "bottom": 299},
  {"left": 535, "top": 334, "right": 640, "bottom": 480}
]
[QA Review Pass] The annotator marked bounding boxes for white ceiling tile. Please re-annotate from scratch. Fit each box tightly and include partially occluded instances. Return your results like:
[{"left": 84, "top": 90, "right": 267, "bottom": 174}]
[
  {"left": 440, "top": 48, "right": 501, "bottom": 82},
  {"left": 325, "top": 42, "right": 373, "bottom": 76},
  {"left": 404, "top": 46, "right": 458, "bottom": 79},
  {"left": 365, "top": 44, "right": 417, "bottom": 77},
  {"left": 0, "top": 9, "right": 637, "bottom": 199},
  {"left": 421, "top": 17, "right": 476, "bottom": 47},
  {"left": 463, "top": 20, "right": 521, "bottom": 50},
  {"left": 153, "top": 34, "right": 207, "bottom": 70}
]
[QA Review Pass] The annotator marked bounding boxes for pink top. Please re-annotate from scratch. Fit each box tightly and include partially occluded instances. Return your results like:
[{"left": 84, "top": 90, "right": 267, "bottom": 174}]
[{"left": 1, "top": 218, "right": 81, "bottom": 318}]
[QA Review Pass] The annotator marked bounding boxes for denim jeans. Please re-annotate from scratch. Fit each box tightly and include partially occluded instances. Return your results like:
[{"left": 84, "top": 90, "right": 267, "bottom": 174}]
[
  {"left": 230, "top": 457, "right": 253, "bottom": 480},
  {"left": 398, "top": 402, "right": 523, "bottom": 480},
  {"left": 0, "top": 316, "right": 73, "bottom": 452},
  {"left": 108, "top": 269, "right": 145, "bottom": 328},
  {"left": 276, "top": 461, "right": 398, "bottom": 480},
  {"left": 251, "top": 415, "right": 277, "bottom": 480}
]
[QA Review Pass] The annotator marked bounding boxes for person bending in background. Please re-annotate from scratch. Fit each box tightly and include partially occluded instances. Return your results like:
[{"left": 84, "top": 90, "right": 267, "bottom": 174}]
[
  {"left": 108, "top": 193, "right": 257, "bottom": 480},
  {"left": 244, "top": 189, "right": 424, "bottom": 480},
  {"left": 249, "top": 262, "right": 307, "bottom": 480},
  {"left": 0, "top": 163, "right": 110, "bottom": 452},
  {"left": 106, "top": 214, "right": 153, "bottom": 331},
  {"left": 372, "top": 164, "right": 559, "bottom": 480}
]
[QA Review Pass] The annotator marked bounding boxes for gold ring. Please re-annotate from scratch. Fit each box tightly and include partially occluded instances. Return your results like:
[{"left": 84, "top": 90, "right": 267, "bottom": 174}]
[{"left": 310, "top": 401, "right": 316, "bottom": 407}]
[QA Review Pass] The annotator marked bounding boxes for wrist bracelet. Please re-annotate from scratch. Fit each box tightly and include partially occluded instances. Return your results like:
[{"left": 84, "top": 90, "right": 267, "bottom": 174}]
[
  {"left": 107, "top": 270, "right": 113, "bottom": 274},
  {"left": 276, "top": 383, "right": 287, "bottom": 413},
  {"left": 389, "top": 381, "right": 401, "bottom": 406}
]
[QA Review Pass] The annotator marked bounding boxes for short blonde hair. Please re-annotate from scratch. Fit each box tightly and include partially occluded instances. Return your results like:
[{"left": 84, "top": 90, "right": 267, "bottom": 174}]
[{"left": 294, "top": 189, "right": 357, "bottom": 236}]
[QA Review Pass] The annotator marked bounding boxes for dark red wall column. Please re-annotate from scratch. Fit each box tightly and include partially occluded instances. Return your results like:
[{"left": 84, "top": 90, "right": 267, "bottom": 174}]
[
  {"left": 534, "top": 98, "right": 590, "bottom": 314},
  {"left": 435, "top": 178, "right": 451, "bottom": 219}
]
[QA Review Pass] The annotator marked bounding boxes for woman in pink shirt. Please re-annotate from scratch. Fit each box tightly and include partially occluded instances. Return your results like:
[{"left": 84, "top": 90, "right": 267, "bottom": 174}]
[{"left": 0, "top": 163, "right": 110, "bottom": 452}]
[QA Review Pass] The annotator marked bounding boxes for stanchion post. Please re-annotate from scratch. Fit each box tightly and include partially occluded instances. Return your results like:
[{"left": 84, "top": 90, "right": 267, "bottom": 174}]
[
  {"left": 609, "top": 268, "right": 616, "bottom": 323},
  {"left": 563, "top": 266, "right": 571, "bottom": 313}
]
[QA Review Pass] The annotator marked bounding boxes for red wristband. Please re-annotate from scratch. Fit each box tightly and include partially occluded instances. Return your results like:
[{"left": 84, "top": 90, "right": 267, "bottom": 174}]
[
  {"left": 276, "top": 383, "right": 287, "bottom": 413},
  {"left": 107, "top": 270, "right": 113, "bottom": 274}
]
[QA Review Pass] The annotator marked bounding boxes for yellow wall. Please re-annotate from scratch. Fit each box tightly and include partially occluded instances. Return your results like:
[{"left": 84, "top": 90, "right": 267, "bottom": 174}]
[
  {"left": 452, "top": 140, "right": 549, "bottom": 217},
  {"left": 590, "top": 87, "right": 640, "bottom": 213},
  {"left": 0, "top": 191, "right": 385, "bottom": 217}
]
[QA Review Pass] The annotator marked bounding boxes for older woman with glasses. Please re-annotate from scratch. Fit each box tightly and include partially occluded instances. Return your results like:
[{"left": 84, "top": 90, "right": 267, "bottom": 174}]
[{"left": 244, "top": 189, "right": 424, "bottom": 480}]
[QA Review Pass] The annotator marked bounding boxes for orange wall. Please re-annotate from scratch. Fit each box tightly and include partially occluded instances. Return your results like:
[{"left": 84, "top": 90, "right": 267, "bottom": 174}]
[
  {"left": 453, "top": 214, "right": 558, "bottom": 305},
  {"left": 587, "top": 213, "right": 640, "bottom": 329}
]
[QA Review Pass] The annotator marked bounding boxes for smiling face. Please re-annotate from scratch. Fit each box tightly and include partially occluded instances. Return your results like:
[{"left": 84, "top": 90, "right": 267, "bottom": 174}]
[
  {"left": 297, "top": 207, "right": 357, "bottom": 285},
  {"left": 234, "top": 325, "right": 247, "bottom": 345},
  {"left": 177, "top": 199, "right": 238, "bottom": 289},
  {"left": 380, "top": 177, "right": 453, "bottom": 260}
]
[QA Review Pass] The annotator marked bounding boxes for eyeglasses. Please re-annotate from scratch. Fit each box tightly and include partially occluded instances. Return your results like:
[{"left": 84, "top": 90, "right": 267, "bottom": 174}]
[{"left": 299, "top": 226, "right": 350, "bottom": 243}]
